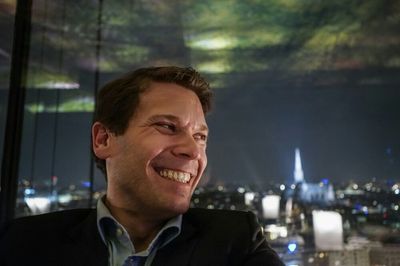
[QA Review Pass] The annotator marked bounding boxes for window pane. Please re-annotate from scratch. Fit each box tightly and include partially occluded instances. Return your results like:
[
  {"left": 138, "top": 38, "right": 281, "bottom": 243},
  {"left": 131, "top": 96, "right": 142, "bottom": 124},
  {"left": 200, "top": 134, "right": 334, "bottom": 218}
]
[
  {"left": 0, "top": 2, "right": 16, "bottom": 185},
  {"left": 12, "top": 0, "right": 400, "bottom": 264},
  {"left": 17, "top": 1, "right": 104, "bottom": 216}
]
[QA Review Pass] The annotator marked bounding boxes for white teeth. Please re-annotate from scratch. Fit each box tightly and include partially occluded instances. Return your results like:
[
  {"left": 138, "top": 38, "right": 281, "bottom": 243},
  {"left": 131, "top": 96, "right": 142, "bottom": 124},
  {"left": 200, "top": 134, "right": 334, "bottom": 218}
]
[{"left": 159, "top": 169, "right": 191, "bottom": 183}]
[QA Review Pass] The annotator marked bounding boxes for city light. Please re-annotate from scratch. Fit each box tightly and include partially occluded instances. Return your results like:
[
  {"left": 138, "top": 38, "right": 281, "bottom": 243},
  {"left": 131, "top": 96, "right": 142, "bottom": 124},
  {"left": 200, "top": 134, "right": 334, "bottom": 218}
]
[
  {"left": 288, "top": 242, "right": 297, "bottom": 253},
  {"left": 24, "top": 188, "right": 35, "bottom": 195},
  {"left": 244, "top": 192, "right": 255, "bottom": 206},
  {"left": 313, "top": 211, "right": 343, "bottom": 250},
  {"left": 58, "top": 194, "right": 72, "bottom": 204},
  {"left": 25, "top": 197, "right": 51, "bottom": 215},
  {"left": 237, "top": 187, "right": 245, "bottom": 193},
  {"left": 262, "top": 195, "right": 280, "bottom": 219},
  {"left": 265, "top": 225, "right": 288, "bottom": 240}
]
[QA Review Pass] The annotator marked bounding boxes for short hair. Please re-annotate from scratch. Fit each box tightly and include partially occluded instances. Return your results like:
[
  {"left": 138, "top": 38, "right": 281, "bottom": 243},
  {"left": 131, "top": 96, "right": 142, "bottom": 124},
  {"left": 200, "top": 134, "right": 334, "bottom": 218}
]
[{"left": 93, "top": 66, "right": 213, "bottom": 176}]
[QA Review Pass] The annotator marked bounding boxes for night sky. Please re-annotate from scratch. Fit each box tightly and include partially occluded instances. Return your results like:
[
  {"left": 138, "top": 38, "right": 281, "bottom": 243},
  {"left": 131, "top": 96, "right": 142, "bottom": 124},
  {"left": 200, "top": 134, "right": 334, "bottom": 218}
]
[{"left": 206, "top": 70, "right": 400, "bottom": 185}]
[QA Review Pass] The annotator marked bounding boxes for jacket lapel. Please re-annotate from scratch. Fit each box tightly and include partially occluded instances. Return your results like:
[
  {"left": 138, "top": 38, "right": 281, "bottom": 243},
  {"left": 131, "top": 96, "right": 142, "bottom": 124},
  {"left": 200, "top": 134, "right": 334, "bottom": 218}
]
[{"left": 152, "top": 212, "right": 201, "bottom": 266}]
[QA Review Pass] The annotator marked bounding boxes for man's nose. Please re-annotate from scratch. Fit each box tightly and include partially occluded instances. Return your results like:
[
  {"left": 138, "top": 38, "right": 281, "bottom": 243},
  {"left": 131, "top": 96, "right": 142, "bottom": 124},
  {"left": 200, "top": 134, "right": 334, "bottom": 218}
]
[{"left": 172, "top": 134, "right": 201, "bottom": 160}]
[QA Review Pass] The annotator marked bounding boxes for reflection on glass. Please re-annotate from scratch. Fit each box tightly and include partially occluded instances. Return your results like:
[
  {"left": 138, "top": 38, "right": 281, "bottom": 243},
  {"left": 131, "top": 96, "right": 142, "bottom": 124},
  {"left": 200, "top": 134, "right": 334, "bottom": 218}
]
[
  {"left": 0, "top": 1, "right": 17, "bottom": 177},
  {"left": 10, "top": 0, "right": 400, "bottom": 265}
]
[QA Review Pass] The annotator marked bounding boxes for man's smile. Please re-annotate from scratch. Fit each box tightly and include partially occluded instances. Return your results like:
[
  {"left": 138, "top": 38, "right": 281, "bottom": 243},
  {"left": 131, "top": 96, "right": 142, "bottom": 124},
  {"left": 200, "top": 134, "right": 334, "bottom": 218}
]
[{"left": 157, "top": 168, "right": 193, "bottom": 184}]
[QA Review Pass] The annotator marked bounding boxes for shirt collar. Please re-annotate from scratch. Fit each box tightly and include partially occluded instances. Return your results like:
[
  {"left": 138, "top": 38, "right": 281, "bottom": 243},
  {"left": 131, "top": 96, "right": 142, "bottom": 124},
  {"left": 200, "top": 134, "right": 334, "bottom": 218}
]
[{"left": 96, "top": 196, "right": 182, "bottom": 253}]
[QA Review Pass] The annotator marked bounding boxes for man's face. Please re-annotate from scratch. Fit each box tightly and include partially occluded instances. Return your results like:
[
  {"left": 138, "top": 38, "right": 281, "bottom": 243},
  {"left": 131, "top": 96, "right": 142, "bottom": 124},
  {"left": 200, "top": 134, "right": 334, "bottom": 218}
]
[{"left": 105, "top": 82, "right": 208, "bottom": 219}]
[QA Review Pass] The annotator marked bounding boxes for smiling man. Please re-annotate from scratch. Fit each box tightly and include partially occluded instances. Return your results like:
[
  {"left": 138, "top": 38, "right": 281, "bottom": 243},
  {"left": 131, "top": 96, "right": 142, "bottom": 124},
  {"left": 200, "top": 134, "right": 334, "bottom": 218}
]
[{"left": 0, "top": 66, "right": 284, "bottom": 266}]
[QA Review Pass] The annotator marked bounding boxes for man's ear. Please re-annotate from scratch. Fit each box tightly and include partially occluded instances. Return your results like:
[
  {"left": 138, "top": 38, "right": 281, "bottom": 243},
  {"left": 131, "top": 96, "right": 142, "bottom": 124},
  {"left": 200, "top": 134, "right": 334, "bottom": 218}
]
[{"left": 92, "top": 122, "right": 113, "bottom": 159}]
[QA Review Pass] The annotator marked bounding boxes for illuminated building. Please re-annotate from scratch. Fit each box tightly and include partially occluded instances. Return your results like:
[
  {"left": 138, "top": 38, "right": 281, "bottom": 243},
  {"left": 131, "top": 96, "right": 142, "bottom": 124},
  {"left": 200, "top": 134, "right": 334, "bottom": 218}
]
[
  {"left": 312, "top": 211, "right": 343, "bottom": 250},
  {"left": 292, "top": 148, "right": 335, "bottom": 206},
  {"left": 294, "top": 148, "right": 304, "bottom": 184}
]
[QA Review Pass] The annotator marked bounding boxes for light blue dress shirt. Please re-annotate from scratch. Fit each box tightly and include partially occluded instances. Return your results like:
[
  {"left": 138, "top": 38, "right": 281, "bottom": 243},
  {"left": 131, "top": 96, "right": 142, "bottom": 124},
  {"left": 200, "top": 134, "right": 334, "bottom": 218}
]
[{"left": 96, "top": 197, "right": 182, "bottom": 266}]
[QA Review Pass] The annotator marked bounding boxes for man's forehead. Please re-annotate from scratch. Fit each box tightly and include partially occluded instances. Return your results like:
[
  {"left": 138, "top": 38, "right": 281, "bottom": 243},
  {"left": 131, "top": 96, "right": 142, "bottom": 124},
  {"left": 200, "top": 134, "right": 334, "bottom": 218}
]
[
  {"left": 137, "top": 83, "right": 206, "bottom": 115},
  {"left": 148, "top": 114, "right": 209, "bottom": 131}
]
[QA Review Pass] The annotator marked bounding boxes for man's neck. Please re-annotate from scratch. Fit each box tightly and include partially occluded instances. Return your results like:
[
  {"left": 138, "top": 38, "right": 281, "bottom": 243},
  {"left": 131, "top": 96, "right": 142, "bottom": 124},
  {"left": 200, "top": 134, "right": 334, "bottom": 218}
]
[{"left": 104, "top": 198, "right": 165, "bottom": 252}]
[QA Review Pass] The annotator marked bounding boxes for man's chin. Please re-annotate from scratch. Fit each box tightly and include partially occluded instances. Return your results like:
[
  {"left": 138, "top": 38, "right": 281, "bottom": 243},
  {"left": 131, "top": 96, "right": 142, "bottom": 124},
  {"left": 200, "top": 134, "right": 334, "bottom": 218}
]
[{"left": 157, "top": 202, "right": 190, "bottom": 219}]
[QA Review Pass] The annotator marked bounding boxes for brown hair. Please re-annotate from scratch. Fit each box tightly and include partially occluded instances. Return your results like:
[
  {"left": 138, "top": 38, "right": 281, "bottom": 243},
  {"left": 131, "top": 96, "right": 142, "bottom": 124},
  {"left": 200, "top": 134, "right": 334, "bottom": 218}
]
[{"left": 93, "top": 66, "right": 213, "bottom": 176}]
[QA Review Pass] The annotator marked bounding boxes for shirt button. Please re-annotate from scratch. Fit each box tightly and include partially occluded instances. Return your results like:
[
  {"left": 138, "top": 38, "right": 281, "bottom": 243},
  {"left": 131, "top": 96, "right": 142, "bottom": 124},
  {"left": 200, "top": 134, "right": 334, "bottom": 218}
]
[{"left": 116, "top": 228, "right": 123, "bottom": 236}]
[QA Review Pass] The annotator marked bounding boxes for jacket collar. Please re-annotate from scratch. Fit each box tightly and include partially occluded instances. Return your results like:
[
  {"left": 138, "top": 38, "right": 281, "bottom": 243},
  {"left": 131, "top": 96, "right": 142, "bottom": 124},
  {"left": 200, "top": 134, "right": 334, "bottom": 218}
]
[
  {"left": 151, "top": 209, "right": 202, "bottom": 266},
  {"left": 60, "top": 209, "right": 201, "bottom": 266},
  {"left": 65, "top": 209, "right": 109, "bottom": 266}
]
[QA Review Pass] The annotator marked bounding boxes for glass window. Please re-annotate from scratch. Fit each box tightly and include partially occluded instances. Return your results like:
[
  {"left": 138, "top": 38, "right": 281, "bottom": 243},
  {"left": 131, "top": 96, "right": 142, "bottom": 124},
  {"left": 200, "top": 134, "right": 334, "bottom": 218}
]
[
  {"left": 17, "top": 1, "right": 104, "bottom": 216},
  {"left": 0, "top": 1, "right": 16, "bottom": 182},
  {"left": 9, "top": 0, "right": 400, "bottom": 264}
]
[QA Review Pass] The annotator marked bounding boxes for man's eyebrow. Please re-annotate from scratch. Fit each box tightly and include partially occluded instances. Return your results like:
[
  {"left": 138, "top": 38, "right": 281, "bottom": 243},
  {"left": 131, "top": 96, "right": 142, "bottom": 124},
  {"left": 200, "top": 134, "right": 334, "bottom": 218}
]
[
  {"left": 197, "top": 124, "right": 209, "bottom": 132},
  {"left": 148, "top": 114, "right": 209, "bottom": 132},
  {"left": 148, "top": 114, "right": 179, "bottom": 122}
]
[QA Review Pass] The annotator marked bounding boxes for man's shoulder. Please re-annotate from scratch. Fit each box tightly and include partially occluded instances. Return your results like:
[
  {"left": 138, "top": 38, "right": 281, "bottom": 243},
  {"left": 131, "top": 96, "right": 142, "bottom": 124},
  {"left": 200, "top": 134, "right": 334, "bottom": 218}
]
[
  {"left": 10, "top": 208, "right": 93, "bottom": 224},
  {"left": 184, "top": 208, "right": 258, "bottom": 233},
  {"left": 157, "top": 208, "right": 284, "bottom": 265},
  {"left": 1, "top": 208, "right": 95, "bottom": 237},
  {"left": 0, "top": 209, "right": 108, "bottom": 265},
  {"left": 185, "top": 207, "right": 254, "bottom": 221}
]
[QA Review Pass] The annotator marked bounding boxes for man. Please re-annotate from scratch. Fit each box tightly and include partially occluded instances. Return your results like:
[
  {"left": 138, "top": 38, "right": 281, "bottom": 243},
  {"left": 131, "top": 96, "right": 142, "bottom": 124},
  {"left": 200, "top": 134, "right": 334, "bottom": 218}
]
[{"left": 0, "top": 66, "right": 284, "bottom": 265}]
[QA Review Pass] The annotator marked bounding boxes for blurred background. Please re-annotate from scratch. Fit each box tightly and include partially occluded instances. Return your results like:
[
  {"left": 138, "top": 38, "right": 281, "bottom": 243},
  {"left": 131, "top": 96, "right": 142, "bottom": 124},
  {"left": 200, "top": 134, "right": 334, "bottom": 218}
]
[{"left": 1, "top": 0, "right": 400, "bottom": 265}]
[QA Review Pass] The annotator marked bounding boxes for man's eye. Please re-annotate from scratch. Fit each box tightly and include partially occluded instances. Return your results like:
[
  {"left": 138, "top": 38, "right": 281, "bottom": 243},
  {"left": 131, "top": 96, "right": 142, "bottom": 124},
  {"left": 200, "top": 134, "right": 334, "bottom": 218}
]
[
  {"left": 155, "top": 123, "right": 176, "bottom": 132},
  {"left": 194, "top": 134, "right": 207, "bottom": 142}
]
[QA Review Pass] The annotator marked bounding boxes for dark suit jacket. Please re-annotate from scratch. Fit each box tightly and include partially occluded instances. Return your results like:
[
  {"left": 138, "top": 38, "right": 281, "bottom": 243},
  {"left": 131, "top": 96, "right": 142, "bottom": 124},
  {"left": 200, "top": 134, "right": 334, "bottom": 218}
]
[{"left": 0, "top": 208, "right": 284, "bottom": 266}]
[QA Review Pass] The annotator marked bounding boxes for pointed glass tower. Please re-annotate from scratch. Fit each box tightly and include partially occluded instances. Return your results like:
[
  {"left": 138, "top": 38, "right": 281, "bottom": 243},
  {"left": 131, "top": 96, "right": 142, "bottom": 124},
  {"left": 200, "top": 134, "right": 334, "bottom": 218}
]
[{"left": 293, "top": 148, "right": 304, "bottom": 183}]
